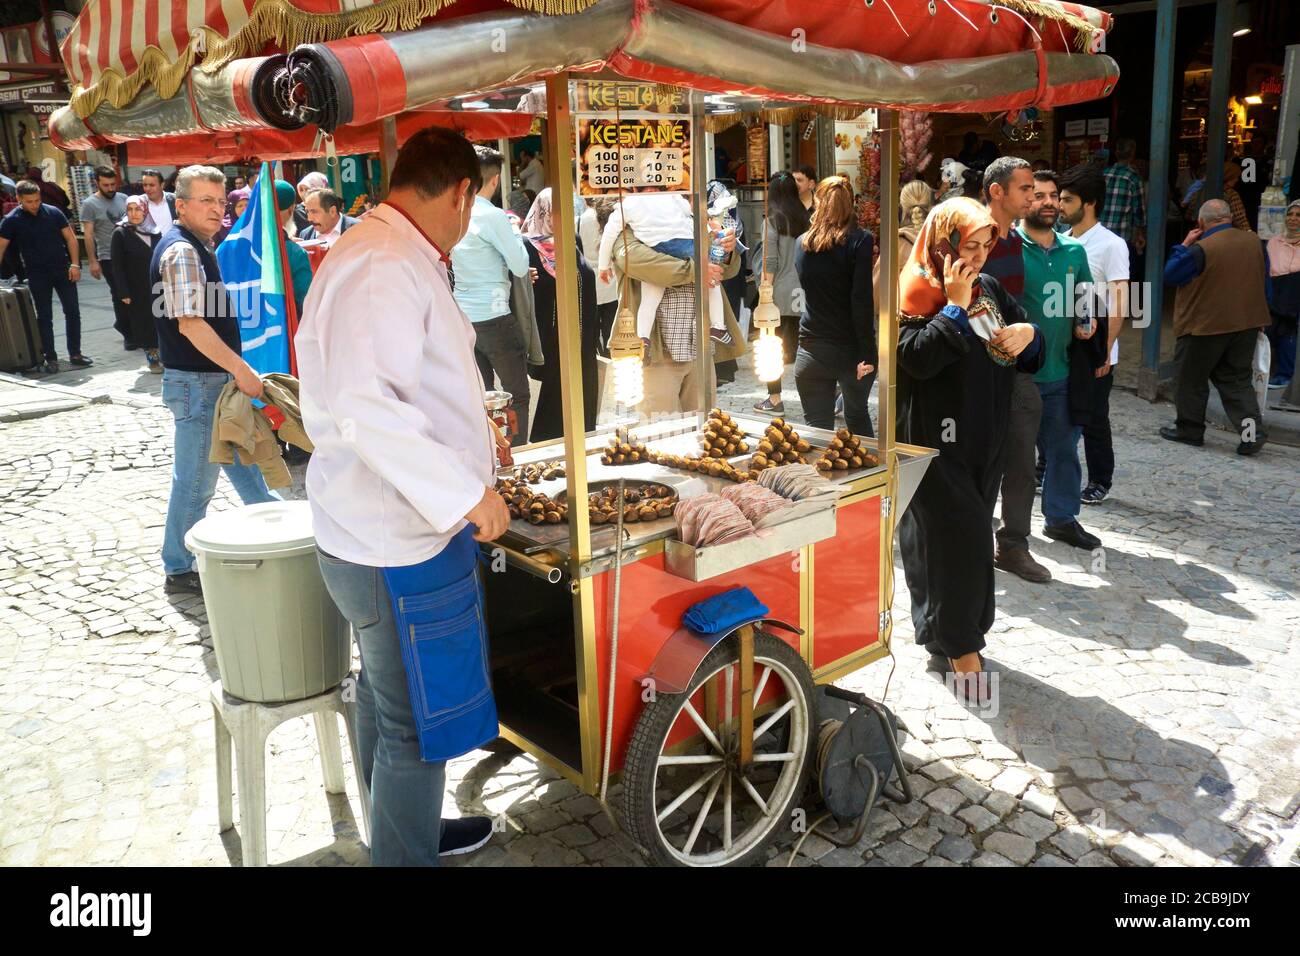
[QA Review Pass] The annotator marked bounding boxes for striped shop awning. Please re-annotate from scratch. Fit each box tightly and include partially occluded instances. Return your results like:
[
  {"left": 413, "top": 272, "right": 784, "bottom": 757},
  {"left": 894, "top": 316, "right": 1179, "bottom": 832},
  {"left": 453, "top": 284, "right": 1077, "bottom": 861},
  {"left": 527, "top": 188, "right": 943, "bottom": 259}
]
[{"left": 59, "top": 0, "right": 1114, "bottom": 120}]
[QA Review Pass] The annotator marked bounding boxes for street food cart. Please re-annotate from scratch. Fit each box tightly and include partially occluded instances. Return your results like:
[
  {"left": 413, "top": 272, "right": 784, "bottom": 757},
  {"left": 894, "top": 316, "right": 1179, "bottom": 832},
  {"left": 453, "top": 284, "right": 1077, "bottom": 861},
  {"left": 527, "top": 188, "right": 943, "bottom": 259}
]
[{"left": 52, "top": 0, "right": 1117, "bottom": 866}]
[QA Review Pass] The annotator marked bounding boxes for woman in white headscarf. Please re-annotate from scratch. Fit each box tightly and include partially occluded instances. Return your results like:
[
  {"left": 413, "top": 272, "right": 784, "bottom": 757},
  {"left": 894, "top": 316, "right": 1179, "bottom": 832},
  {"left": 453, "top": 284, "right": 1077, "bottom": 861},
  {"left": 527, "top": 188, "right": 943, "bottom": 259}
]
[{"left": 110, "top": 195, "right": 162, "bottom": 372}]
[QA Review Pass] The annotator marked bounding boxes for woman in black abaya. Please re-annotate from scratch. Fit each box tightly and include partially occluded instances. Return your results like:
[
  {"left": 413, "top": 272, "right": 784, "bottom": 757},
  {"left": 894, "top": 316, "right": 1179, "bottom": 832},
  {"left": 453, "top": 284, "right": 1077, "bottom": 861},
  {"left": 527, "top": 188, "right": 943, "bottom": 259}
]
[{"left": 895, "top": 197, "right": 1043, "bottom": 698}]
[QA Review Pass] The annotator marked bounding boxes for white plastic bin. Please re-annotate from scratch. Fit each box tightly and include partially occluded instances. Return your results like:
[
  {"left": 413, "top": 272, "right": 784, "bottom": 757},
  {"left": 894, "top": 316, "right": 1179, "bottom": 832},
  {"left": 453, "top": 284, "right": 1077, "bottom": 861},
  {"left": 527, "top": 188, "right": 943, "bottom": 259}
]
[{"left": 186, "top": 501, "right": 349, "bottom": 703}]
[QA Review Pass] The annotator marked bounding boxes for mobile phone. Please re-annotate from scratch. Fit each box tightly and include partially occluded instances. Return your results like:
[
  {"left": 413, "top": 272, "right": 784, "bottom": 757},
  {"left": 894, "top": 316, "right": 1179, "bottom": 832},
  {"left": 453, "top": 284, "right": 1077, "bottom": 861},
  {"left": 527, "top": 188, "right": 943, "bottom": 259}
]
[
  {"left": 933, "top": 228, "right": 960, "bottom": 262},
  {"left": 933, "top": 229, "right": 963, "bottom": 274},
  {"left": 1075, "top": 279, "right": 1094, "bottom": 329}
]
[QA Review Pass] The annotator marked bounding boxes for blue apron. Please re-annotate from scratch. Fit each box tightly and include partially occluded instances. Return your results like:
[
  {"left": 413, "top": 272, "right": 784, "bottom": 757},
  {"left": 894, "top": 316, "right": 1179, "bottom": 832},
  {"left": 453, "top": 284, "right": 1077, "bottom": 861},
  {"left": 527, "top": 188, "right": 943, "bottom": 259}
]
[{"left": 381, "top": 526, "right": 498, "bottom": 762}]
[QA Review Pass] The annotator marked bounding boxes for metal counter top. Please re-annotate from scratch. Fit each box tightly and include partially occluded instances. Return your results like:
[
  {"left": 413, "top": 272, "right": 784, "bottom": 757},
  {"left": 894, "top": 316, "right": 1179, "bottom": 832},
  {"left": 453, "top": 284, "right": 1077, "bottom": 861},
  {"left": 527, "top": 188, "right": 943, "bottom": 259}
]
[{"left": 496, "top": 414, "right": 935, "bottom": 566}]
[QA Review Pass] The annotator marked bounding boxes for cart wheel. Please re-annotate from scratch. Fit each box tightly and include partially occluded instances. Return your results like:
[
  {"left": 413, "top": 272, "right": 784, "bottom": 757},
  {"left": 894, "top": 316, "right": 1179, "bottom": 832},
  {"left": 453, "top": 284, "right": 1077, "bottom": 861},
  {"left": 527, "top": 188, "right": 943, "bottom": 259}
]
[{"left": 622, "top": 630, "right": 815, "bottom": 867}]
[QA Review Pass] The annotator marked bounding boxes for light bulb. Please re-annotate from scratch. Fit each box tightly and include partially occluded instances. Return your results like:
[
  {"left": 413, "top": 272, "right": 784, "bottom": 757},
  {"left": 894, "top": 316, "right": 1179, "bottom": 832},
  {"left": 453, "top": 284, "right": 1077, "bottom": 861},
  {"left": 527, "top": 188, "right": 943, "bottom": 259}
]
[
  {"left": 612, "top": 354, "right": 644, "bottom": 407},
  {"left": 606, "top": 304, "right": 645, "bottom": 407},
  {"left": 754, "top": 330, "right": 785, "bottom": 383}
]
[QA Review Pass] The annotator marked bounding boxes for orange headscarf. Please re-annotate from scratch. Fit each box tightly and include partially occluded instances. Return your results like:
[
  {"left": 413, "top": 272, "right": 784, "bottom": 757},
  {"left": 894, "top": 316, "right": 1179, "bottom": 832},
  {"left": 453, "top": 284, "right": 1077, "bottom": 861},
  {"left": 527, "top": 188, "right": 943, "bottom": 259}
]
[{"left": 898, "top": 197, "right": 1000, "bottom": 319}]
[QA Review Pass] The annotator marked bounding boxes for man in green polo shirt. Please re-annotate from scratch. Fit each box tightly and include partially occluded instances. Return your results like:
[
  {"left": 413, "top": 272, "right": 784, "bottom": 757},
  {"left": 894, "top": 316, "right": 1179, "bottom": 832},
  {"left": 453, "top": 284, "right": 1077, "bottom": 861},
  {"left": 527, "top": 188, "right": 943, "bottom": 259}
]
[{"left": 1017, "top": 170, "right": 1103, "bottom": 552}]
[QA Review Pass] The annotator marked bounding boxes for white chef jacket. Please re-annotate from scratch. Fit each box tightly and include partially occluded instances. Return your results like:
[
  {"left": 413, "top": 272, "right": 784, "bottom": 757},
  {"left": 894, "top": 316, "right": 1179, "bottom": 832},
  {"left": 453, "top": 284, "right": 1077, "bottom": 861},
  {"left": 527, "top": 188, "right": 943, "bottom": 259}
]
[{"left": 295, "top": 203, "right": 495, "bottom": 567}]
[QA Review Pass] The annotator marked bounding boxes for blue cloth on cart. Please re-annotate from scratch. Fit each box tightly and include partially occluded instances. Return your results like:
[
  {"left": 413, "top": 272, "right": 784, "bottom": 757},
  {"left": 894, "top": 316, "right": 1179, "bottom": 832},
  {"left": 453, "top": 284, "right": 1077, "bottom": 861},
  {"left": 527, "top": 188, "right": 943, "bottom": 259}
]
[
  {"left": 380, "top": 526, "right": 498, "bottom": 763},
  {"left": 683, "top": 586, "right": 770, "bottom": 635}
]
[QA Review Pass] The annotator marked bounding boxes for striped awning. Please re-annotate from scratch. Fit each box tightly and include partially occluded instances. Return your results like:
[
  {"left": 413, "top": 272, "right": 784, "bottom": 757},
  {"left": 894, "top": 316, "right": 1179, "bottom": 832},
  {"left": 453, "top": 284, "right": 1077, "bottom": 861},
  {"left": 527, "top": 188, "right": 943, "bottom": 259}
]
[{"left": 60, "top": 0, "right": 1113, "bottom": 120}]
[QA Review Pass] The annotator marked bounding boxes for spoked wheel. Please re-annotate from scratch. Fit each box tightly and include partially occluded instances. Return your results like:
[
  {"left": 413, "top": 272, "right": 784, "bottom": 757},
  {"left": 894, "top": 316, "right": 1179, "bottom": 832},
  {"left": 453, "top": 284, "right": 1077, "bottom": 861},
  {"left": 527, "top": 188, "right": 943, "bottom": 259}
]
[{"left": 623, "top": 629, "right": 815, "bottom": 867}]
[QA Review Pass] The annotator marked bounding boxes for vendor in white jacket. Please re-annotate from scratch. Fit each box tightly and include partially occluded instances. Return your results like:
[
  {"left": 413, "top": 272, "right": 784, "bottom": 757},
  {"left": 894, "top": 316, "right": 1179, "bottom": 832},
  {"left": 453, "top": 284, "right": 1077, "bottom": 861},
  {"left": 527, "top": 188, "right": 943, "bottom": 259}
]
[{"left": 296, "top": 127, "right": 509, "bottom": 867}]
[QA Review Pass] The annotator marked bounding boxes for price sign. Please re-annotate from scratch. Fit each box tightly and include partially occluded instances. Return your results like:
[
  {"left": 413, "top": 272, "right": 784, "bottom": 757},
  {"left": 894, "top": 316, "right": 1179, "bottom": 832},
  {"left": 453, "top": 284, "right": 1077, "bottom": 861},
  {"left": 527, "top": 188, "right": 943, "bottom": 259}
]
[{"left": 576, "top": 117, "right": 692, "bottom": 195}]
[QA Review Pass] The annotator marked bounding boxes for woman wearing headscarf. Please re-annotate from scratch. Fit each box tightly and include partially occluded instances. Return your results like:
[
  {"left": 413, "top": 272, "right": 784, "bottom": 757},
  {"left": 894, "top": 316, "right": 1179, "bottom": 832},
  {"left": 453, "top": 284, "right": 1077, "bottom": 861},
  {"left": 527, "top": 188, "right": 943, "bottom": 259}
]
[
  {"left": 522, "top": 188, "right": 599, "bottom": 441},
  {"left": 792, "top": 176, "right": 876, "bottom": 436},
  {"left": 751, "top": 171, "right": 810, "bottom": 414},
  {"left": 896, "top": 197, "right": 1043, "bottom": 696},
  {"left": 109, "top": 195, "right": 162, "bottom": 373},
  {"left": 1264, "top": 199, "right": 1300, "bottom": 387},
  {"left": 213, "top": 187, "right": 249, "bottom": 246}
]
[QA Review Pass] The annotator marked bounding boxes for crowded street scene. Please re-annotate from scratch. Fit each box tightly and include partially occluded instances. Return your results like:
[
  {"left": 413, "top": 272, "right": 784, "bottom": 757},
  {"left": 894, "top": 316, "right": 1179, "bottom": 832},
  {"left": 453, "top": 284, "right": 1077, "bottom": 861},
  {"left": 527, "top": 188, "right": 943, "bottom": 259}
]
[{"left": 0, "top": 0, "right": 1297, "bottom": 919}]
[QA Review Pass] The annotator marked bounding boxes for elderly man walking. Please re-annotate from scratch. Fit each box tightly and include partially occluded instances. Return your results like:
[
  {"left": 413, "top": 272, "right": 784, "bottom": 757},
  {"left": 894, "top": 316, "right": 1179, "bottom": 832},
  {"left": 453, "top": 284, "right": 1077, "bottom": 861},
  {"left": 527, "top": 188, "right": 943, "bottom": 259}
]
[{"left": 1160, "top": 199, "right": 1269, "bottom": 455}]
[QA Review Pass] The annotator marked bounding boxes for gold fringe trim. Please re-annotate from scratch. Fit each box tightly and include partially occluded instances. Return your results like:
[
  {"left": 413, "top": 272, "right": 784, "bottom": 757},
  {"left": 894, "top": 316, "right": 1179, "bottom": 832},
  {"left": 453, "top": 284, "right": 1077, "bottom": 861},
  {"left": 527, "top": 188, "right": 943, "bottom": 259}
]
[
  {"left": 69, "top": 0, "right": 600, "bottom": 120},
  {"left": 991, "top": 0, "right": 1101, "bottom": 52},
  {"left": 704, "top": 104, "right": 869, "bottom": 134}
]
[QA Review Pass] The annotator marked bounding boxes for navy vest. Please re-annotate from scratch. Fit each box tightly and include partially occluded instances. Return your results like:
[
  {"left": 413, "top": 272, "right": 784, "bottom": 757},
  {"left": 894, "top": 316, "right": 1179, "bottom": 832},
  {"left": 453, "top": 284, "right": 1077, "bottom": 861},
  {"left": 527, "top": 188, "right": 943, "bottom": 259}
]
[{"left": 149, "top": 224, "right": 241, "bottom": 372}]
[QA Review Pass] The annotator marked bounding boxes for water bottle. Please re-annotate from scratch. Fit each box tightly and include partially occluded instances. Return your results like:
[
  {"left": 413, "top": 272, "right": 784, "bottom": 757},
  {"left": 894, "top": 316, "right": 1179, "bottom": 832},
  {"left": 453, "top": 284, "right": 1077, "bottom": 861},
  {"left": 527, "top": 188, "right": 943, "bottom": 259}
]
[
  {"left": 707, "top": 190, "right": 738, "bottom": 266},
  {"left": 708, "top": 222, "right": 729, "bottom": 266}
]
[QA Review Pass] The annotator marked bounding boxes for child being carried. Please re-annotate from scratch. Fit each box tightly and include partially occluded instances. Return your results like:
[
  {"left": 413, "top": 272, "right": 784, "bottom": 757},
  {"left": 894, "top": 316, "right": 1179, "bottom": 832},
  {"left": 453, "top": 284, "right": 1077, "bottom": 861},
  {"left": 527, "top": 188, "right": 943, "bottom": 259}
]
[{"left": 597, "top": 193, "right": 730, "bottom": 344}]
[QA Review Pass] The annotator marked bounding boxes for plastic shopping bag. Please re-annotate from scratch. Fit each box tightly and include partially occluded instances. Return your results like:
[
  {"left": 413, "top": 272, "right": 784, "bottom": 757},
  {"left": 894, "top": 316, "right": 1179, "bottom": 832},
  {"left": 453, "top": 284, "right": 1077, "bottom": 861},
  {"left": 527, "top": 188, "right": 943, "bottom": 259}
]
[{"left": 1253, "top": 330, "right": 1270, "bottom": 415}]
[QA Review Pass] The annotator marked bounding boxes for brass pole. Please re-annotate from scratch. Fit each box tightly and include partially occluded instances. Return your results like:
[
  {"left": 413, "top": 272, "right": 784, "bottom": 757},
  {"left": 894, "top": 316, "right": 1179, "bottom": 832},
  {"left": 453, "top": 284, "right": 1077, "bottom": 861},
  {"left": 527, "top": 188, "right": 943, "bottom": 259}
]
[
  {"left": 737, "top": 624, "right": 755, "bottom": 769},
  {"left": 546, "top": 74, "right": 601, "bottom": 792},
  {"left": 378, "top": 116, "right": 398, "bottom": 199},
  {"left": 690, "top": 89, "right": 714, "bottom": 414},
  {"left": 876, "top": 110, "right": 900, "bottom": 463},
  {"left": 544, "top": 72, "right": 590, "bottom": 564}
]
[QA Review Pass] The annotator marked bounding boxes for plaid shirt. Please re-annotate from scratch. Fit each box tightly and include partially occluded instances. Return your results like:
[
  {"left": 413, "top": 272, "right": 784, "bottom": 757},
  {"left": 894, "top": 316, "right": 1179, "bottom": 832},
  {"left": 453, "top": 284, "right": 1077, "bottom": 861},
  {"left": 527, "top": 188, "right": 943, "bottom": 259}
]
[
  {"left": 1224, "top": 187, "right": 1251, "bottom": 231},
  {"left": 1101, "top": 163, "right": 1146, "bottom": 244},
  {"left": 657, "top": 284, "right": 697, "bottom": 362},
  {"left": 158, "top": 239, "right": 209, "bottom": 319}
]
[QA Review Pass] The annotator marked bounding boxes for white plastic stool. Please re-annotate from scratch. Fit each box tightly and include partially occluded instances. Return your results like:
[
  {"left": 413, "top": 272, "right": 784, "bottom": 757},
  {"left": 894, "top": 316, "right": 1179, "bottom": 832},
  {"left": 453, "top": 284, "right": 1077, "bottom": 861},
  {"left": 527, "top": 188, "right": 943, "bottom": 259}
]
[{"left": 210, "top": 680, "right": 371, "bottom": 866}]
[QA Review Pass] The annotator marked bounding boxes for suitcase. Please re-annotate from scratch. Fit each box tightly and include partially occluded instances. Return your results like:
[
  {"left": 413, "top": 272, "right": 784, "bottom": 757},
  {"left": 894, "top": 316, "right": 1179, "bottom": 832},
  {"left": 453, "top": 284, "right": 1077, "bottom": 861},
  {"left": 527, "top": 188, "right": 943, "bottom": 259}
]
[{"left": 0, "top": 280, "right": 41, "bottom": 372}]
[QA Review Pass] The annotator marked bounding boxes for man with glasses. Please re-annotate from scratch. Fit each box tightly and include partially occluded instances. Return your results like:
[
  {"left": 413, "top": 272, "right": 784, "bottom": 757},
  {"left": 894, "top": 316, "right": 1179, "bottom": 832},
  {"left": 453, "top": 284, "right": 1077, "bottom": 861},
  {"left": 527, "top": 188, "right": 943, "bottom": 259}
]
[{"left": 149, "top": 165, "right": 277, "bottom": 595}]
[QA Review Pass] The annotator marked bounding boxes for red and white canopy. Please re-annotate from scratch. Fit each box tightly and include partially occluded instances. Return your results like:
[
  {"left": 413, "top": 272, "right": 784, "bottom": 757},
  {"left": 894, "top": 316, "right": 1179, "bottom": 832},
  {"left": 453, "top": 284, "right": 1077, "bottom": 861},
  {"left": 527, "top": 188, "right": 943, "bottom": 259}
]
[{"left": 53, "top": 0, "right": 1118, "bottom": 157}]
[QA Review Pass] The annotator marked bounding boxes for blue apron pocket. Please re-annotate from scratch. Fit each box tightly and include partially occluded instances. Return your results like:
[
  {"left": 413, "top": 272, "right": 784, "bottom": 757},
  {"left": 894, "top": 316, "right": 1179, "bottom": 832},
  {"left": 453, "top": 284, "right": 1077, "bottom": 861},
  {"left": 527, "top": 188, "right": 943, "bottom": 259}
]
[
  {"left": 383, "top": 535, "right": 499, "bottom": 763},
  {"left": 406, "top": 599, "right": 492, "bottom": 724}
]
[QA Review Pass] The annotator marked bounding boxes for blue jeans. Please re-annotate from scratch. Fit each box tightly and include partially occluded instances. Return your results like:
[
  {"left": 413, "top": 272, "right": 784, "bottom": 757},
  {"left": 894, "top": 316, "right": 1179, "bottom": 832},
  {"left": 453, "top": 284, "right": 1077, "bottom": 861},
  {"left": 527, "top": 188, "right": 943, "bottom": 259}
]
[
  {"left": 1035, "top": 378, "right": 1082, "bottom": 527},
  {"left": 652, "top": 237, "right": 695, "bottom": 260},
  {"left": 26, "top": 270, "right": 81, "bottom": 359},
  {"left": 160, "top": 369, "right": 277, "bottom": 575},
  {"left": 316, "top": 550, "right": 447, "bottom": 867}
]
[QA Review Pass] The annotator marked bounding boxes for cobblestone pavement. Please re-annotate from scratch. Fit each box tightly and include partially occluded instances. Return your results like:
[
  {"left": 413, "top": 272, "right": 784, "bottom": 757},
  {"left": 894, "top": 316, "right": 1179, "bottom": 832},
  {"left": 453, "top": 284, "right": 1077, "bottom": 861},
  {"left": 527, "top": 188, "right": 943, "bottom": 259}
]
[{"left": 2, "top": 281, "right": 1298, "bottom": 867}]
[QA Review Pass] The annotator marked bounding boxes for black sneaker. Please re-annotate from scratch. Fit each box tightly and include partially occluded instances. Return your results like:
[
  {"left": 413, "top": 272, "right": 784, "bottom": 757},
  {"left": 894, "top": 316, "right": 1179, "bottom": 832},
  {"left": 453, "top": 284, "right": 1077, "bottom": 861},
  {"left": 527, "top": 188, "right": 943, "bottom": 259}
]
[
  {"left": 709, "top": 327, "right": 733, "bottom": 346},
  {"left": 439, "top": 816, "right": 494, "bottom": 857},
  {"left": 1236, "top": 437, "right": 1267, "bottom": 456},
  {"left": 165, "top": 571, "right": 203, "bottom": 595},
  {"left": 753, "top": 396, "right": 784, "bottom": 414},
  {"left": 1043, "top": 520, "right": 1101, "bottom": 551},
  {"left": 41, "top": 358, "right": 59, "bottom": 374},
  {"left": 68, "top": 354, "right": 93, "bottom": 368},
  {"left": 1081, "top": 483, "right": 1110, "bottom": 505}
]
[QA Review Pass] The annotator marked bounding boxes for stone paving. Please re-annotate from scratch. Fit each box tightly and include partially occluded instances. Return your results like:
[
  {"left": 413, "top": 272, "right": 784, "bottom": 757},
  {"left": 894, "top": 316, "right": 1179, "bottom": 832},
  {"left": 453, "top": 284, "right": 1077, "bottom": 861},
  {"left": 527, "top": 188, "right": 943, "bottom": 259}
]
[{"left": 1, "top": 279, "right": 1298, "bottom": 867}]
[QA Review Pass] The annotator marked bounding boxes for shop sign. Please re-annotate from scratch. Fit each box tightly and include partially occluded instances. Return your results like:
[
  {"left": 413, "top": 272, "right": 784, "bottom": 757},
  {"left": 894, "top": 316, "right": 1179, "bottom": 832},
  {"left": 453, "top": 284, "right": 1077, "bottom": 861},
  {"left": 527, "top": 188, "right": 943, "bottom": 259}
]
[
  {"left": 0, "top": 82, "right": 58, "bottom": 107},
  {"left": 1063, "top": 119, "right": 1087, "bottom": 137},
  {"left": 576, "top": 117, "right": 692, "bottom": 194},
  {"left": 574, "top": 81, "right": 692, "bottom": 195},
  {"left": 573, "top": 80, "right": 687, "bottom": 115},
  {"left": 0, "top": 13, "right": 73, "bottom": 84},
  {"left": 1087, "top": 118, "right": 1110, "bottom": 136}
]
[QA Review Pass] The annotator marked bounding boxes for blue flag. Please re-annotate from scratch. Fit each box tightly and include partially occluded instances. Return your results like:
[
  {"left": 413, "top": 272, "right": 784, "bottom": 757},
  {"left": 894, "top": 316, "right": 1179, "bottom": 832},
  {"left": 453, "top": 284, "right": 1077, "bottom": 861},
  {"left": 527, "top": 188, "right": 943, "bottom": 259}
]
[{"left": 216, "top": 162, "right": 290, "bottom": 375}]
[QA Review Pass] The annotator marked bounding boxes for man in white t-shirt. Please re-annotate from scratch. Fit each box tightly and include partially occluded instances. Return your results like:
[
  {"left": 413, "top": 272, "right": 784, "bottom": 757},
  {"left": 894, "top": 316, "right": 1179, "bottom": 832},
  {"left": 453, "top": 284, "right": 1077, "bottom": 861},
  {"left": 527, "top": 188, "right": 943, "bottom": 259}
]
[
  {"left": 140, "top": 169, "right": 175, "bottom": 234},
  {"left": 1060, "top": 165, "right": 1129, "bottom": 505}
]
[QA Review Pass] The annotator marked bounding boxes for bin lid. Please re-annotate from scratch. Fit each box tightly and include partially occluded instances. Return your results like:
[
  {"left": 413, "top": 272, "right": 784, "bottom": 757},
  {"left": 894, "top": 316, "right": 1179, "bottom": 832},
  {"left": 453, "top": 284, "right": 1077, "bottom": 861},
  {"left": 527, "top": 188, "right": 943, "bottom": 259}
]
[{"left": 185, "top": 501, "right": 317, "bottom": 558}]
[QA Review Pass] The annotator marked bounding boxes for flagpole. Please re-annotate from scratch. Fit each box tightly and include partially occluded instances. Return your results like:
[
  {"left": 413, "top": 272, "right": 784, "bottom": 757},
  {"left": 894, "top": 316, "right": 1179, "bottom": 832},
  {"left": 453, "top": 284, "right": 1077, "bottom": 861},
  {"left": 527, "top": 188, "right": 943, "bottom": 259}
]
[{"left": 268, "top": 162, "right": 300, "bottom": 376}]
